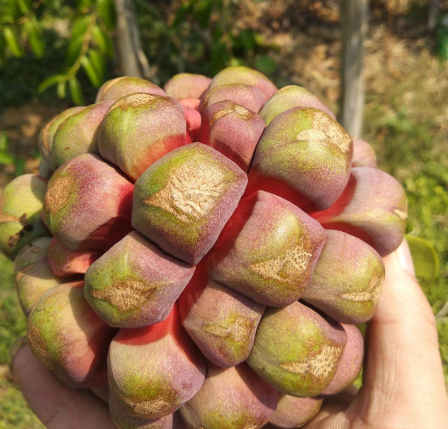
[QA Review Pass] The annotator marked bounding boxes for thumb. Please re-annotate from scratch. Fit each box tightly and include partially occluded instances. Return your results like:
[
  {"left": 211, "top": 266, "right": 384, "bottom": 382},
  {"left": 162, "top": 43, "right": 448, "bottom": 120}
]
[{"left": 352, "top": 240, "right": 448, "bottom": 425}]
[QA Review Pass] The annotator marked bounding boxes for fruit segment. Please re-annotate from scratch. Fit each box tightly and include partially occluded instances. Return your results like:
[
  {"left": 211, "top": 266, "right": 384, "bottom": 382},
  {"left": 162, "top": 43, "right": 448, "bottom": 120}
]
[
  {"left": 27, "top": 281, "right": 116, "bottom": 388},
  {"left": 312, "top": 167, "right": 408, "bottom": 256},
  {"left": 52, "top": 101, "right": 114, "bottom": 167},
  {"left": 205, "top": 191, "right": 326, "bottom": 307},
  {"left": 247, "top": 301, "right": 347, "bottom": 397},
  {"left": 352, "top": 138, "right": 377, "bottom": 168},
  {"left": 38, "top": 106, "right": 85, "bottom": 171},
  {"left": 108, "top": 303, "right": 206, "bottom": 420},
  {"left": 268, "top": 394, "right": 323, "bottom": 428},
  {"left": 182, "top": 106, "right": 202, "bottom": 141},
  {"left": 132, "top": 143, "right": 248, "bottom": 265},
  {"left": 98, "top": 94, "right": 187, "bottom": 181},
  {"left": 96, "top": 76, "right": 166, "bottom": 102},
  {"left": 199, "top": 100, "right": 265, "bottom": 172},
  {"left": 260, "top": 85, "right": 336, "bottom": 125},
  {"left": 14, "top": 237, "right": 62, "bottom": 316},
  {"left": 0, "top": 174, "right": 50, "bottom": 260},
  {"left": 180, "top": 362, "right": 278, "bottom": 429},
  {"left": 48, "top": 237, "right": 102, "bottom": 277},
  {"left": 43, "top": 154, "right": 134, "bottom": 251},
  {"left": 322, "top": 324, "right": 364, "bottom": 395},
  {"left": 247, "top": 107, "right": 353, "bottom": 212},
  {"left": 179, "top": 265, "right": 265, "bottom": 367},
  {"left": 207, "top": 66, "right": 277, "bottom": 99},
  {"left": 302, "top": 230, "right": 385, "bottom": 324},
  {"left": 164, "top": 73, "right": 212, "bottom": 99},
  {"left": 200, "top": 83, "right": 267, "bottom": 113},
  {"left": 85, "top": 231, "right": 195, "bottom": 328}
]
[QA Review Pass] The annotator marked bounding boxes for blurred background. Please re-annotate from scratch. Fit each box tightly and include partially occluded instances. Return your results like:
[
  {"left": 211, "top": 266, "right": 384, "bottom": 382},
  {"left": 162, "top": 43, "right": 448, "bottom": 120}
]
[{"left": 0, "top": 0, "right": 447, "bottom": 426}]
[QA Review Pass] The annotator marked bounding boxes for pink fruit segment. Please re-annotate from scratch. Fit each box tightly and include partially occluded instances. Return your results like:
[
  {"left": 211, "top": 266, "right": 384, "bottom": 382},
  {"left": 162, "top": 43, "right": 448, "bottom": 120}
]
[
  {"left": 200, "top": 83, "right": 267, "bottom": 113},
  {"left": 182, "top": 106, "right": 202, "bottom": 141},
  {"left": 27, "top": 281, "right": 117, "bottom": 388},
  {"left": 207, "top": 66, "right": 277, "bottom": 99},
  {"left": 204, "top": 191, "right": 326, "bottom": 307},
  {"left": 132, "top": 143, "right": 248, "bottom": 265},
  {"left": 38, "top": 106, "right": 85, "bottom": 171},
  {"left": 260, "top": 85, "right": 336, "bottom": 125},
  {"left": 352, "top": 138, "right": 377, "bottom": 168},
  {"left": 52, "top": 101, "right": 114, "bottom": 168},
  {"left": 164, "top": 73, "right": 212, "bottom": 99},
  {"left": 246, "top": 108, "right": 353, "bottom": 212},
  {"left": 98, "top": 94, "right": 187, "bottom": 181},
  {"left": 96, "top": 77, "right": 166, "bottom": 102},
  {"left": 322, "top": 324, "right": 364, "bottom": 395},
  {"left": 85, "top": 231, "right": 195, "bottom": 328},
  {"left": 48, "top": 237, "right": 102, "bottom": 277},
  {"left": 199, "top": 100, "right": 265, "bottom": 172},
  {"left": 108, "top": 303, "right": 206, "bottom": 419},
  {"left": 0, "top": 174, "right": 50, "bottom": 260},
  {"left": 43, "top": 154, "right": 134, "bottom": 251},
  {"left": 178, "top": 98, "right": 200, "bottom": 111},
  {"left": 312, "top": 167, "right": 408, "bottom": 256},
  {"left": 180, "top": 362, "right": 278, "bottom": 429},
  {"left": 247, "top": 301, "right": 347, "bottom": 397},
  {"left": 302, "top": 230, "right": 385, "bottom": 324},
  {"left": 179, "top": 265, "right": 265, "bottom": 367},
  {"left": 14, "top": 237, "right": 63, "bottom": 316},
  {"left": 268, "top": 394, "right": 323, "bottom": 428}
]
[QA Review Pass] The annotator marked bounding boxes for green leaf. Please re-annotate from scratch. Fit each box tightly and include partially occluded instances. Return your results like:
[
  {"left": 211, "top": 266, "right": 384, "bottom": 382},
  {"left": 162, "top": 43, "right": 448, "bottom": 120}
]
[
  {"left": 81, "top": 55, "right": 101, "bottom": 87},
  {"left": 72, "top": 15, "right": 91, "bottom": 39},
  {"left": 255, "top": 55, "right": 277, "bottom": 75},
  {"left": 67, "top": 35, "right": 84, "bottom": 66},
  {"left": 17, "top": 0, "right": 30, "bottom": 14},
  {"left": 3, "top": 27, "right": 24, "bottom": 58},
  {"left": 92, "top": 25, "right": 113, "bottom": 56},
  {"left": 57, "top": 81, "right": 66, "bottom": 99},
  {"left": 26, "top": 22, "right": 45, "bottom": 58},
  {"left": 195, "top": 0, "right": 214, "bottom": 29},
  {"left": 69, "top": 77, "right": 85, "bottom": 105},
  {"left": 172, "top": 3, "right": 191, "bottom": 28},
  {"left": 0, "top": 152, "right": 16, "bottom": 165},
  {"left": 406, "top": 235, "right": 440, "bottom": 289},
  {"left": 0, "top": 132, "right": 9, "bottom": 152},
  {"left": 88, "top": 49, "right": 105, "bottom": 81},
  {"left": 97, "top": 0, "right": 116, "bottom": 30},
  {"left": 14, "top": 159, "right": 25, "bottom": 177},
  {"left": 38, "top": 74, "right": 64, "bottom": 92},
  {"left": 239, "top": 29, "right": 256, "bottom": 50}
]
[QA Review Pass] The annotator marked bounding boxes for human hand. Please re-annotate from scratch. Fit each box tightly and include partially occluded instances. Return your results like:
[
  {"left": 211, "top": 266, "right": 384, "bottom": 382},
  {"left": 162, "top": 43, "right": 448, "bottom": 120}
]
[{"left": 11, "top": 241, "right": 448, "bottom": 429}]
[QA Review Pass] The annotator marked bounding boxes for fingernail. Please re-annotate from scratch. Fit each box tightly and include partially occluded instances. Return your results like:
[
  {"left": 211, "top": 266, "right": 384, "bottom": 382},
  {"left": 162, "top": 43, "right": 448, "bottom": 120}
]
[
  {"left": 9, "top": 336, "right": 27, "bottom": 376},
  {"left": 397, "top": 239, "right": 415, "bottom": 276}
]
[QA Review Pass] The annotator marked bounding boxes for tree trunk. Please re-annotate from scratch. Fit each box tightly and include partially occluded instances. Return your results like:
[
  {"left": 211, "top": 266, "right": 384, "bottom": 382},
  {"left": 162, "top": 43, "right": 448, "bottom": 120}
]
[
  {"left": 113, "top": 0, "right": 153, "bottom": 80},
  {"left": 339, "top": 0, "right": 368, "bottom": 138}
]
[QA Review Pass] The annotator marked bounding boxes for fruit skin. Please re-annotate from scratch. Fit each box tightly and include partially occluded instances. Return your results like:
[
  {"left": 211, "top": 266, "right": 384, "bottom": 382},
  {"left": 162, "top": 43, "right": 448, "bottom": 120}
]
[
  {"left": 322, "top": 324, "right": 364, "bottom": 395},
  {"left": 268, "top": 394, "right": 323, "bottom": 428},
  {"left": 52, "top": 101, "right": 114, "bottom": 168},
  {"left": 14, "top": 237, "right": 63, "bottom": 316},
  {"left": 246, "top": 108, "right": 353, "bottom": 212},
  {"left": 0, "top": 174, "right": 50, "bottom": 260},
  {"left": 132, "top": 143, "right": 248, "bottom": 265},
  {"left": 301, "top": 230, "right": 385, "bottom": 324},
  {"left": 38, "top": 158, "right": 54, "bottom": 180},
  {"left": 208, "top": 66, "right": 277, "bottom": 99},
  {"left": 85, "top": 231, "right": 195, "bottom": 328},
  {"left": 43, "top": 154, "right": 134, "bottom": 251},
  {"left": 182, "top": 106, "right": 202, "bottom": 141},
  {"left": 200, "top": 83, "right": 267, "bottom": 113},
  {"left": 352, "top": 138, "right": 377, "bottom": 168},
  {"left": 98, "top": 93, "right": 187, "bottom": 181},
  {"left": 199, "top": 100, "right": 266, "bottom": 172},
  {"left": 205, "top": 191, "right": 326, "bottom": 307},
  {"left": 38, "top": 106, "right": 85, "bottom": 171},
  {"left": 178, "top": 98, "right": 201, "bottom": 111},
  {"left": 180, "top": 361, "right": 278, "bottom": 429},
  {"left": 27, "top": 281, "right": 117, "bottom": 388},
  {"left": 312, "top": 167, "right": 408, "bottom": 256},
  {"left": 96, "top": 76, "right": 166, "bottom": 102},
  {"left": 247, "top": 301, "right": 347, "bottom": 397},
  {"left": 108, "top": 303, "right": 206, "bottom": 420},
  {"left": 179, "top": 265, "right": 265, "bottom": 367},
  {"left": 260, "top": 85, "right": 336, "bottom": 125},
  {"left": 164, "top": 73, "right": 212, "bottom": 99},
  {"left": 48, "top": 237, "right": 102, "bottom": 277}
]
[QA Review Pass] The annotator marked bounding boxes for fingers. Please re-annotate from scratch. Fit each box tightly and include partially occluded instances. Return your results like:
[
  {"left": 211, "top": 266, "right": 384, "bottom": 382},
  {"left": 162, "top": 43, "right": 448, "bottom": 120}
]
[
  {"left": 12, "top": 342, "right": 116, "bottom": 429},
  {"left": 349, "top": 240, "right": 448, "bottom": 426}
]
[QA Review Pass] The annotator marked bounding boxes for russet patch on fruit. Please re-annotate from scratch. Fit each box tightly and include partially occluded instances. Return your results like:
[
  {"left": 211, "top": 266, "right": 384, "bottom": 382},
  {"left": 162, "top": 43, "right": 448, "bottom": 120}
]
[{"left": 2, "top": 66, "right": 409, "bottom": 429}]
